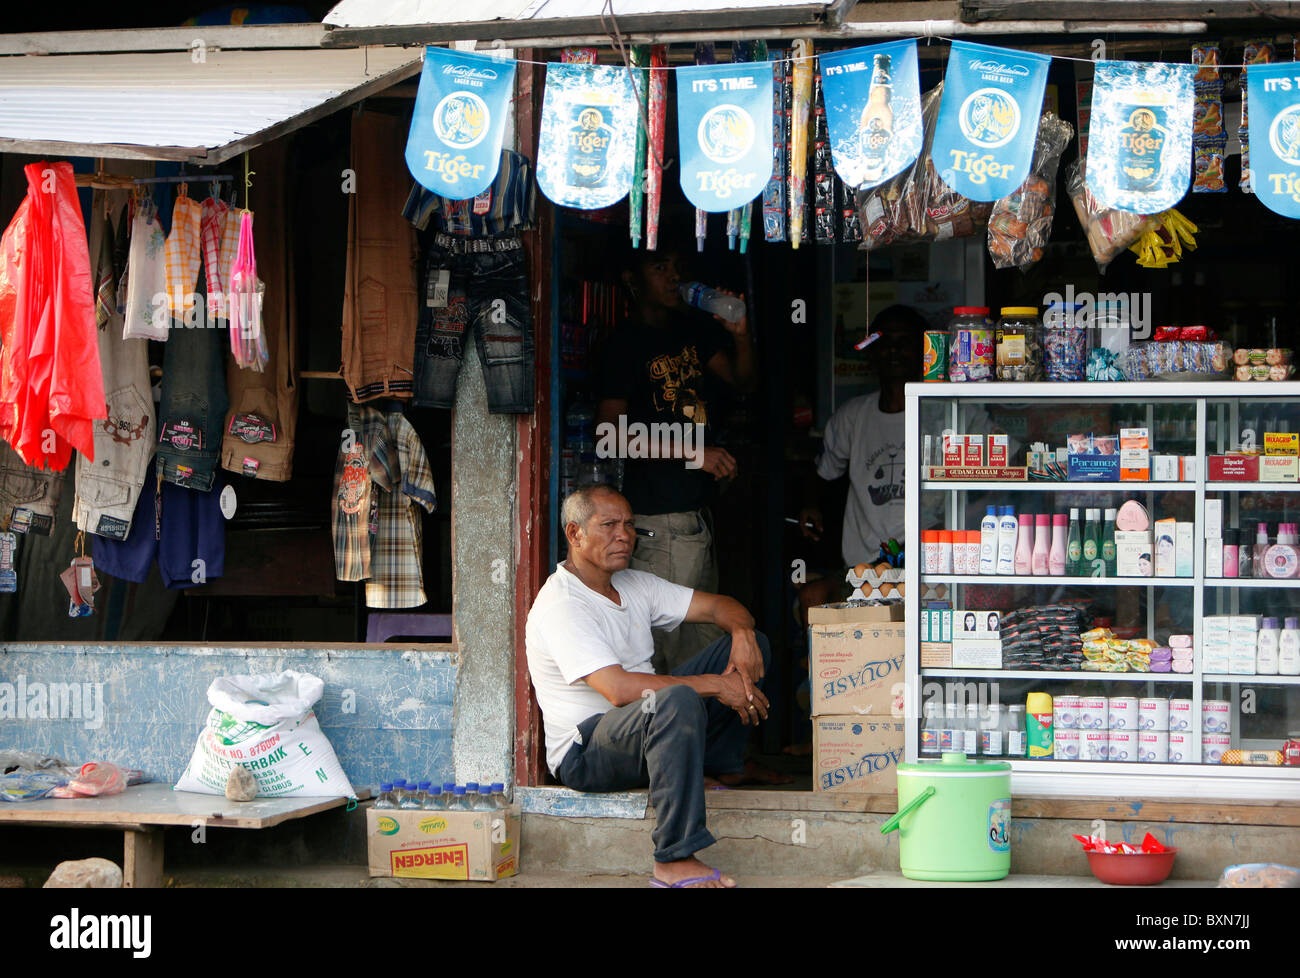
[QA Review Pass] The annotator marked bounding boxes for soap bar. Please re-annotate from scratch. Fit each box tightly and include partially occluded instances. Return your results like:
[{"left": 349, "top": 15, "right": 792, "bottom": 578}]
[
  {"left": 1115, "top": 500, "right": 1150, "bottom": 531},
  {"left": 1168, "top": 634, "right": 1193, "bottom": 648}
]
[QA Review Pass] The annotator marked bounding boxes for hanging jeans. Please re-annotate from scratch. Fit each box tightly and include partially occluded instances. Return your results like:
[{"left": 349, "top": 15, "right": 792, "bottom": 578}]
[
  {"left": 158, "top": 266, "right": 229, "bottom": 492},
  {"left": 413, "top": 233, "right": 534, "bottom": 414}
]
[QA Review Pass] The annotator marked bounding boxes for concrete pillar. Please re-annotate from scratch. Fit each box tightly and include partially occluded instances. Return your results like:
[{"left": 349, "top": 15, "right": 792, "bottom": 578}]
[{"left": 451, "top": 340, "right": 517, "bottom": 788}]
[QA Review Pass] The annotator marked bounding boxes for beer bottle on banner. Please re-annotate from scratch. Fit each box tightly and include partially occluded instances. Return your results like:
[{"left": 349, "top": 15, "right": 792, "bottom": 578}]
[
  {"left": 859, "top": 54, "right": 895, "bottom": 183},
  {"left": 1118, "top": 106, "right": 1165, "bottom": 192},
  {"left": 568, "top": 107, "right": 613, "bottom": 189}
]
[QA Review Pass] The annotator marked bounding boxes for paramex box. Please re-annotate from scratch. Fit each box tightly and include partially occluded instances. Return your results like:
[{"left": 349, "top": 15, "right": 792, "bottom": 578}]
[{"left": 367, "top": 807, "right": 520, "bottom": 881}]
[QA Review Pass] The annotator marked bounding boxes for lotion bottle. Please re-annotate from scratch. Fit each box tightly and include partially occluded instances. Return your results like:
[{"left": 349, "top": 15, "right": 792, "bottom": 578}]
[
  {"left": 1031, "top": 513, "right": 1050, "bottom": 575},
  {"left": 1257, "top": 617, "right": 1280, "bottom": 675},
  {"left": 1279, "top": 617, "right": 1300, "bottom": 676},
  {"left": 997, "top": 506, "right": 1018, "bottom": 575},
  {"left": 980, "top": 506, "right": 999, "bottom": 575},
  {"left": 1014, "top": 513, "right": 1034, "bottom": 575}
]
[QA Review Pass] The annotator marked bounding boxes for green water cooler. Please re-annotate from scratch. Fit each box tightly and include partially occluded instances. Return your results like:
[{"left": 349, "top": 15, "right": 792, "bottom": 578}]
[{"left": 880, "top": 752, "right": 1012, "bottom": 881}]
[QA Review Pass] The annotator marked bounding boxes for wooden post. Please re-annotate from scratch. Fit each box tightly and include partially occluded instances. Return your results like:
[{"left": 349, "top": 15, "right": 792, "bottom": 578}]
[{"left": 123, "top": 827, "right": 165, "bottom": 888}]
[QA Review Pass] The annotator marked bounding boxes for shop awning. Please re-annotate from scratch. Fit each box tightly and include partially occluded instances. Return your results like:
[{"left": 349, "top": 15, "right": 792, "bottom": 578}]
[
  {"left": 0, "top": 45, "right": 421, "bottom": 165},
  {"left": 321, "top": 0, "right": 858, "bottom": 45}
]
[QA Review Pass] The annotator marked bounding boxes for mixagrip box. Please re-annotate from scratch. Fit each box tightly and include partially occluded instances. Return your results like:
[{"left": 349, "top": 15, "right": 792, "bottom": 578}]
[
  {"left": 814, "top": 716, "right": 905, "bottom": 794},
  {"left": 367, "top": 807, "right": 521, "bottom": 881},
  {"left": 808, "top": 614, "right": 905, "bottom": 717}
]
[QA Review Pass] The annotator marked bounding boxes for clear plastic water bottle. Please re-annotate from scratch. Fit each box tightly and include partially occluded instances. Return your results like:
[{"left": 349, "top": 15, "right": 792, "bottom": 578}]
[
  {"left": 402, "top": 781, "right": 427, "bottom": 809},
  {"left": 447, "top": 786, "right": 470, "bottom": 811},
  {"left": 422, "top": 781, "right": 445, "bottom": 810},
  {"left": 679, "top": 282, "right": 745, "bottom": 323},
  {"left": 440, "top": 781, "right": 455, "bottom": 808},
  {"left": 374, "top": 782, "right": 398, "bottom": 809},
  {"left": 471, "top": 782, "right": 496, "bottom": 812},
  {"left": 490, "top": 783, "right": 507, "bottom": 809},
  {"left": 391, "top": 779, "right": 408, "bottom": 805}
]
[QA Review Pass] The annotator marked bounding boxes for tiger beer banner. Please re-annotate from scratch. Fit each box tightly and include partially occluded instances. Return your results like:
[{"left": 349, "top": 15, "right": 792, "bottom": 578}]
[
  {"left": 1245, "top": 61, "right": 1300, "bottom": 218},
  {"left": 405, "top": 47, "right": 515, "bottom": 200},
  {"left": 676, "top": 61, "right": 774, "bottom": 211},
  {"left": 1086, "top": 61, "right": 1194, "bottom": 214},
  {"left": 819, "top": 40, "right": 922, "bottom": 190},
  {"left": 932, "top": 40, "right": 1050, "bottom": 202},
  {"left": 536, "top": 62, "right": 640, "bottom": 209}
]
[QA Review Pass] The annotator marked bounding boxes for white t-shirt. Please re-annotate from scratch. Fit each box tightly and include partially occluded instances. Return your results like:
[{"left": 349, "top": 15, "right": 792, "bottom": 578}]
[
  {"left": 817, "top": 392, "right": 906, "bottom": 568},
  {"left": 526, "top": 563, "right": 694, "bottom": 774}
]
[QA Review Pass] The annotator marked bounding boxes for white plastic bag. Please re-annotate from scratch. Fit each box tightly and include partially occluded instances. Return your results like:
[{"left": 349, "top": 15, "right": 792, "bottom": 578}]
[{"left": 175, "top": 670, "right": 356, "bottom": 799}]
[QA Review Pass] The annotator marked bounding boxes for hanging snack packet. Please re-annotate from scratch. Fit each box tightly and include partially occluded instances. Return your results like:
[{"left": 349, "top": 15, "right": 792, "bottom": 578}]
[
  {"left": 1066, "top": 159, "right": 1158, "bottom": 271},
  {"left": 987, "top": 112, "right": 1074, "bottom": 269},
  {"left": 856, "top": 83, "right": 993, "bottom": 250},
  {"left": 1191, "top": 42, "right": 1226, "bottom": 193}
]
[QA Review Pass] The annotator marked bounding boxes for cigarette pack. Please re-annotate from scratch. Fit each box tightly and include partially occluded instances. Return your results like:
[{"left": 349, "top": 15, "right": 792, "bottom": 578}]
[
  {"left": 988, "top": 434, "right": 1009, "bottom": 467},
  {"left": 963, "top": 434, "right": 984, "bottom": 467}
]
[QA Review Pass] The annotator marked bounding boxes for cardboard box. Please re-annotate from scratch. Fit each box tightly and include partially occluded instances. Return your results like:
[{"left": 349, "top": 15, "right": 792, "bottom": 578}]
[
  {"left": 1116, "top": 530, "right": 1152, "bottom": 577},
  {"left": 1208, "top": 454, "right": 1259, "bottom": 482},
  {"left": 951, "top": 639, "right": 1003, "bottom": 669},
  {"left": 1265, "top": 432, "right": 1299, "bottom": 456},
  {"left": 1176, "top": 522, "right": 1194, "bottom": 577},
  {"left": 809, "top": 622, "right": 905, "bottom": 717},
  {"left": 1151, "top": 455, "right": 1179, "bottom": 481},
  {"left": 1120, "top": 427, "right": 1149, "bottom": 450},
  {"left": 367, "top": 808, "right": 520, "bottom": 881},
  {"left": 963, "top": 434, "right": 984, "bottom": 467},
  {"left": 808, "top": 602, "right": 905, "bottom": 625},
  {"left": 1120, "top": 448, "right": 1150, "bottom": 481},
  {"left": 1181, "top": 456, "right": 1197, "bottom": 481},
  {"left": 1154, "top": 517, "right": 1176, "bottom": 577},
  {"left": 1205, "top": 498, "right": 1223, "bottom": 540},
  {"left": 943, "top": 432, "right": 963, "bottom": 467},
  {"left": 1067, "top": 454, "right": 1120, "bottom": 481},
  {"left": 813, "top": 716, "right": 904, "bottom": 794},
  {"left": 920, "top": 642, "right": 952, "bottom": 667},
  {"left": 988, "top": 434, "right": 1009, "bottom": 467},
  {"left": 1260, "top": 456, "right": 1299, "bottom": 482}
]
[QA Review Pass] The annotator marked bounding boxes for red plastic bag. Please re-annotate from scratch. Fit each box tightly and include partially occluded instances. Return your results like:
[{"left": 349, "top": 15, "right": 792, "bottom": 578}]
[{"left": 65, "top": 762, "right": 126, "bottom": 797}]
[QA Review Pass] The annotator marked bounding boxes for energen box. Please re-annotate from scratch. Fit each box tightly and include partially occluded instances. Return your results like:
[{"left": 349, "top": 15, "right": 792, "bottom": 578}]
[{"left": 367, "top": 808, "right": 520, "bottom": 881}]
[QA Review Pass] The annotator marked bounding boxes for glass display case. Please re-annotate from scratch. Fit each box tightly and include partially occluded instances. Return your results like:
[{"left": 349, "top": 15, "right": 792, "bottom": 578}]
[{"left": 903, "top": 381, "right": 1300, "bottom": 799}]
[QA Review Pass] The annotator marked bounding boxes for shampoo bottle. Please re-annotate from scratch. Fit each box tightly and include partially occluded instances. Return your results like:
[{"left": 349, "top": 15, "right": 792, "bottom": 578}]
[
  {"left": 1014, "top": 514, "right": 1034, "bottom": 575},
  {"left": 1049, "top": 513, "right": 1067, "bottom": 576},
  {"left": 1101, "top": 507, "right": 1117, "bottom": 578},
  {"left": 1257, "top": 617, "right": 1280, "bottom": 675},
  {"left": 1280, "top": 617, "right": 1300, "bottom": 676},
  {"left": 1082, "top": 508, "right": 1100, "bottom": 575},
  {"left": 1031, "top": 513, "right": 1050, "bottom": 575},
  {"left": 1066, "top": 507, "right": 1081, "bottom": 576}
]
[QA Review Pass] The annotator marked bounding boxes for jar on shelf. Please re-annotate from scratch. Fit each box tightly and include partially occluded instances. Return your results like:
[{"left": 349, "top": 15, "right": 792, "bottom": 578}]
[
  {"left": 1042, "top": 301, "right": 1087, "bottom": 382},
  {"left": 995, "top": 306, "right": 1043, "bottom": 381},
  {"left": 946, "top": 306, "right": 994, "bottom": 382}
]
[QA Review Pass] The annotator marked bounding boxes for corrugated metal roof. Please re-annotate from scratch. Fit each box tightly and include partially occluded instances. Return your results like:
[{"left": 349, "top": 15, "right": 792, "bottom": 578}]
[
  {"left": 324, "top": 0, "right": 830, "bottom": 27},
  {"left": 0, "top": 47, "right": 421, "bottom": 164}
]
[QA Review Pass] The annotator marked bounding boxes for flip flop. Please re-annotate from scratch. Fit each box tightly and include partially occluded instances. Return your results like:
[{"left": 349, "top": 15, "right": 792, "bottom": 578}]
[{"left": 648, "top": 868, "right": 737, "bottom": 888}]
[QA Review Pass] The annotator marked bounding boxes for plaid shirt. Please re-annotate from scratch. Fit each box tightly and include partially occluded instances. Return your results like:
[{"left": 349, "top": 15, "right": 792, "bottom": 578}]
[
  {"left": 331, "top": 404, "right": 392, "bottom": 582},
  {"left": 403, "top": 149, "right": 534, "bottom": 237},
  {"left": 365, "top": 412, "right": 437, "bottom": 608},
  {"left": 163, "top": 195, "right": 202, "bottom": 314},
  {"left": 200, "top": 197, "right": 230, "bottom": 320}
]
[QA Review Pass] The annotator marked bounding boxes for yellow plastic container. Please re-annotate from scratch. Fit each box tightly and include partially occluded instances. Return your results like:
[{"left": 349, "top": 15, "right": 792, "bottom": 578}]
[{"left": 1026, "top": 692, "right": 1054, "bottom": 758}]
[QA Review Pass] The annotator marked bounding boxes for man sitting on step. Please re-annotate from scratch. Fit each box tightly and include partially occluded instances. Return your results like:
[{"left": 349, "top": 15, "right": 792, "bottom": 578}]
[{"left": 526, "top": 483, "right": 775, "bottom": 889}]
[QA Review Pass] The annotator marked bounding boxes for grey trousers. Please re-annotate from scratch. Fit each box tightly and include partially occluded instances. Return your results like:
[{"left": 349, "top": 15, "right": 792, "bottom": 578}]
[
  {"left": 630, "top": 509, "right": 725, "bottom": 673},
  {"left": 556, "top": 632, "right": 771, "bottom": 863}
]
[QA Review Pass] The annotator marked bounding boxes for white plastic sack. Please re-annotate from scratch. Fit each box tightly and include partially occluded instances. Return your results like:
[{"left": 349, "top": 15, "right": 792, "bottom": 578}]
[{"left": 175, "top": 670, "right": 356, "bottom": 799}]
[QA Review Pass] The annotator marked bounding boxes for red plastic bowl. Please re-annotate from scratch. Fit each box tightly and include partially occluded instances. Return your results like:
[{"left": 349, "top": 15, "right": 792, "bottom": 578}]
[{"left": 1086, "top": 848, "right": 1179, "bottom": 885}]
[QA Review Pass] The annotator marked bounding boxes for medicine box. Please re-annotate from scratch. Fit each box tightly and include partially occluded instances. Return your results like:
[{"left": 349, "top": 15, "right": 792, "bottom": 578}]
[
  {"left": 1120, "top": 448, "right": 1150, "bottom": 481},
  {"left": 1205, "top": 540, "right": 1223, "bottom": 578},
  {"left": 1119, "top": 428, "right": 1150, "bottom": 450},
  {"left": 1205, "top": 499, "right": 1223, "bottom": 540},
  {"left": 1207, "top": 455, "right": 1259, "bottom": 482},
  {"left": 1264, "top": 432, "right": 1299, "bottom": 455},
  {"left": 1151, "top": 455, "right": 1179, "bottom": 481},
  {"left": 951, "top": 639, "right": 1003, "bottom": 669},
  {"left": 1260, "top": 456, "right": 1299, "bottom": 482}
]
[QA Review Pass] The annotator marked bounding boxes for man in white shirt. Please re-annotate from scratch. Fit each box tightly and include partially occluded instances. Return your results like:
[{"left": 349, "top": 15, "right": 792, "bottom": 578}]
[{"left": 526, "top": 484, "right": 773, "bottom": 888}]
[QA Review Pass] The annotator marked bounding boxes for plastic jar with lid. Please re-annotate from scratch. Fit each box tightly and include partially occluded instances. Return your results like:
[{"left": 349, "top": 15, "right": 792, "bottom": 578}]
[
  {"left": 1042, "top": 301, "right": 1087, "bottom": 381},
  {"left": 946, "top": 307, "right": 994, "bottom": 382},
  {"left": 995, "top": 306, "right": 1043, "bottom": 381}
]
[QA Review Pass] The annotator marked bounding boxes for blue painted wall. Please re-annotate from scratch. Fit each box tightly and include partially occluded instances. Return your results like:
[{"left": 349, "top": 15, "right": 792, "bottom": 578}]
[{"left": 0, "top": 644, "right": 457, "bottom": 792}]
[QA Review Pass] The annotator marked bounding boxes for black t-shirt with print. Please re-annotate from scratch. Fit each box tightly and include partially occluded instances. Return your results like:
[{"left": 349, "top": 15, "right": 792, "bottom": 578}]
[{"left": 598, "top": 311, "right": 729, "bottom": 515}]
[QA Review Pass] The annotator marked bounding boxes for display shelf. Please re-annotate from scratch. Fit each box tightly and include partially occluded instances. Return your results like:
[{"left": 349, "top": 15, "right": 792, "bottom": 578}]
[
  {"left": 921, "top": 574, "right": 1194, "bottom": 587},
  {"left": 905, "top": 382, "right": 1300, "bottom": 797},
  {"left": 1204, "top": 577, "right": 1300, "bottom": 587},
  {"left": 922, "top": 481, "right": 1197, "bottom": 493},
  {"left": 921, "top": 668, "right": 1194, "bottom": 683},
  {"left": 1207, "top": 482, "right": 1300, "bottom": 492},
  {"left": 1203, "top": 674, "right": 1300, "bottom": 685}
]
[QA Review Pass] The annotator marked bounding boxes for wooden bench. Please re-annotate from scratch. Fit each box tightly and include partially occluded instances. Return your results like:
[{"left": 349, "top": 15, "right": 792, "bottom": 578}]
[{"left": 0, "top": 783, "right": 364, "bottom": 887}]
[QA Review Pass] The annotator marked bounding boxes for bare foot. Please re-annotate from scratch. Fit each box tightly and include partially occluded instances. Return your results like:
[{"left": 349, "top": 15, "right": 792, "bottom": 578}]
[
  {"left": 716, "top": 760, "right": 795, "bottom": 786},
  {"left": 653, "top": 855, "right": 736, "bottom": 888}
]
